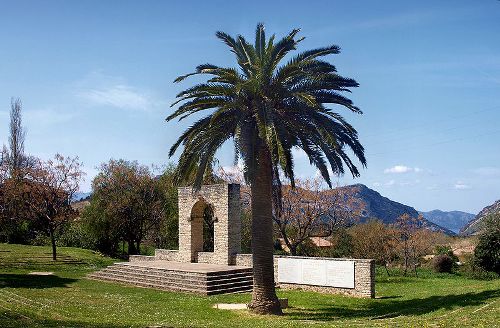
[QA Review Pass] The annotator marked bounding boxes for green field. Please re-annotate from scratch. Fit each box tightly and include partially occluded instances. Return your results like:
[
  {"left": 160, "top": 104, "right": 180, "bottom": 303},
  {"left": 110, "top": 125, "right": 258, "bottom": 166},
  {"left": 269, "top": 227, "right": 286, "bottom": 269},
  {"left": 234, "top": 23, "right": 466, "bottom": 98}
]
[{"left": 0, "top": 244, "right": 498, "bottom": 327}]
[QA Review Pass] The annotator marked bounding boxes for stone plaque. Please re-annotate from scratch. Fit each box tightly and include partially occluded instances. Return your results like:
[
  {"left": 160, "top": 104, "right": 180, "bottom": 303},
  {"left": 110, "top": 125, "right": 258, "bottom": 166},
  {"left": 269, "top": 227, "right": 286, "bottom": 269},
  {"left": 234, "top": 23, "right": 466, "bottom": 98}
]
[
  {"left": 301, "top": 259, "right": 326, "bottom": 285},
  {"left": 278, "top": 258, "right": 355, "bottom": 289},
  {"left": 326, "top": 260, "right": 355, "bottom": 288},
  {"left": 277, "top": 257, "right": 301, "bottom": 283}
]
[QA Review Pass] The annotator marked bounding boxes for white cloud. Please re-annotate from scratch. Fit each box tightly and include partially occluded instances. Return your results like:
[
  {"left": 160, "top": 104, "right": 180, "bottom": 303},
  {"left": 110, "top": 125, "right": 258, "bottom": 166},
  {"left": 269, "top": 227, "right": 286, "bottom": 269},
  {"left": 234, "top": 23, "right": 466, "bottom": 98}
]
[
  {"left": 76, "top": 71, "right": 162, "bottom": 111},
  {"left": 384, "top": 165, "right": 416, "bottom": 174},
  {"left": 373, "top": 182, "right": 381, "bottom": 187},
  {"left": 80, "top": 85, "right": 154, "bottom": 110},
  {"left": 454, "top": 181, "right": 471, "bottom": 190},
  {"left": 385, "top": 180, "right": 396, "bottom": 186}
]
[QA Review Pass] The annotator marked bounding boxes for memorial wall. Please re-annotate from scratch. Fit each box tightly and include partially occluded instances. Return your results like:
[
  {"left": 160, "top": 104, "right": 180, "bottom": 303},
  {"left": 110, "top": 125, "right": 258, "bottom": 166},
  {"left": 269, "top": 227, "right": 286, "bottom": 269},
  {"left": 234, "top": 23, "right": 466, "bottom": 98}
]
[
  {"left": 234, "top": 254, "right": 375, "bottom": 298},
  {"left": 277, "top": 258, "right": 355, "bottom": 289}
]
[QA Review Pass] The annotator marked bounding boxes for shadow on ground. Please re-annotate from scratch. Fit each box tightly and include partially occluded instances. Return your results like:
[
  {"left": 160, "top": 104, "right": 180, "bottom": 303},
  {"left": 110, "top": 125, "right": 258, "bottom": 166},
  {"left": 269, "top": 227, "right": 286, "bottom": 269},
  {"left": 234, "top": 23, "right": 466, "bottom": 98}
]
[
  {"left": 0, "top": 309, "right": 147, "bottom": 328},
  {"left": 0, "top": 274, "right": 78, "bottom": 289},
  {"left": 289, "top": 289, "right": 499, "bottom": 321}
]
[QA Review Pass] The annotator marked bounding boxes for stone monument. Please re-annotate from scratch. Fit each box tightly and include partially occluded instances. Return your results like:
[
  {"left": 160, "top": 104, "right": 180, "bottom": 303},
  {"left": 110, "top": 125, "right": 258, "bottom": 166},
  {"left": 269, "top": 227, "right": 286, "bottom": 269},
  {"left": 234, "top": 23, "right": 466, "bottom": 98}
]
[{"left": 90, "top": 183, "right": 375, "bottom": 297}]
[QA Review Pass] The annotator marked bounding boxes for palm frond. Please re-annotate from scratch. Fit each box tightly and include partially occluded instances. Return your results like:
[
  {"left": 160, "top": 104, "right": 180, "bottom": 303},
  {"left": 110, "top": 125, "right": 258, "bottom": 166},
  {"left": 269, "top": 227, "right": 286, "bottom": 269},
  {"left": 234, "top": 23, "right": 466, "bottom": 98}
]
[{"left": 169, "top": 24, "right": 365, "bottom": 191}]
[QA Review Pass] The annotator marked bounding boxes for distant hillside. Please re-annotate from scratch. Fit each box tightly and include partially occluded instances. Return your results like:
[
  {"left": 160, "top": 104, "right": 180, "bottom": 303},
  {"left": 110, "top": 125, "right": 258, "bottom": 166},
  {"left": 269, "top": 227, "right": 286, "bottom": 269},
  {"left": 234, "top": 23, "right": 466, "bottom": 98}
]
[
  {"left": 341, "top": 184, "right": 455, "bottom": 235},
  {"left": 419, "top": 210, "right": 475, "bottom": 234},
  {"left": 72, "top": 192, "right": 92, "bottom": 202},
  {"left": 460, "top": 200, "right": 500, "bottom": 236}
]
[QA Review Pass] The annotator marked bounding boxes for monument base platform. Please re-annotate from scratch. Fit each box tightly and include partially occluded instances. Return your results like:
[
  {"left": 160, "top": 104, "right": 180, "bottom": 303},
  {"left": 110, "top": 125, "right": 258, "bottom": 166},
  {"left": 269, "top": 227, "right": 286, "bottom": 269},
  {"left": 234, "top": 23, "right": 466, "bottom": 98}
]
[{"left": 88, "top": 260, "right": 253, "bottom": 295}]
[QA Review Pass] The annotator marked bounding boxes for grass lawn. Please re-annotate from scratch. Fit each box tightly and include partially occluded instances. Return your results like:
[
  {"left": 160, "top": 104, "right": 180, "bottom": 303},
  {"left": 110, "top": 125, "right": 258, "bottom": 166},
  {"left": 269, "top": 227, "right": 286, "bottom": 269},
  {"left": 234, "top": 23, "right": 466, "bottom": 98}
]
[{"left": 0, "top": 244, "right": 499, "bottom": 327}]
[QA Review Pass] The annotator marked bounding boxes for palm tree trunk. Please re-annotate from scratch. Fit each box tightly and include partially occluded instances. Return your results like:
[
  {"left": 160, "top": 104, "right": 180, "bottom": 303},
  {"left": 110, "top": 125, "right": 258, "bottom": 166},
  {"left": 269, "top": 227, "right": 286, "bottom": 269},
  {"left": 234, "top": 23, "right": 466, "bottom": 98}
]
[{"left": 247, "top": 146, "right": 282, "bottom": 315}]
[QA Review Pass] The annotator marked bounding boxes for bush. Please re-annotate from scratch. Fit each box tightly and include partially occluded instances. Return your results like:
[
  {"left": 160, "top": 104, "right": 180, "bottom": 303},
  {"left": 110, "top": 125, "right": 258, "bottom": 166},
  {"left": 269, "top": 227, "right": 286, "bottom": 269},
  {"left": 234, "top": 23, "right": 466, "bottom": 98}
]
[
  {"left": 473, "top": 213, "right": 500, "bottom": 274},
  {"left": 461, "top": 258, "right": 500, "bottom": 280},
  {"left": 435, "top": 245, "right": 459, "bottom": 261},
  {"left": 433, "top": 254, "right": 454, "bottom": 273},
  {"left": 58, "top": 221, "right": 95, "bottom": 249}
]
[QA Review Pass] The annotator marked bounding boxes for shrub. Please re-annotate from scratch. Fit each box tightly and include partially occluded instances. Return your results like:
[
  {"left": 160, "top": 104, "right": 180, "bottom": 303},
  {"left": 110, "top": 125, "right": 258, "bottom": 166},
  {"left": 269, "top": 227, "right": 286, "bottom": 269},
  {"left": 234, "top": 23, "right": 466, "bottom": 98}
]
[
  {"left": 461, "top": 258, "right": 500, "bottom": 280},
  {"left": 473, "top": 213, "right": 500, "bottom": 274},
  {"left": 435, "top": 245, "right": 459, "bottom": 261},
  {"left": 31, "top": 233, "right": 50, "bottom": 246},
  {"left": 433, "top": 254, "right": 454, "bottom": 273},
  {"left": 58, "top": 221, "right": 95, "bottom": 249}
]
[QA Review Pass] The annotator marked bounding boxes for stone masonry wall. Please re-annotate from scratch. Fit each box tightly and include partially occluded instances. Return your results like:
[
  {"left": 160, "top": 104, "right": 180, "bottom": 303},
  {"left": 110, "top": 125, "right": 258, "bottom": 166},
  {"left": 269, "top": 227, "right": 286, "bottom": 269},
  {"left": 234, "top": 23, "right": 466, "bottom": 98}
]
[
  {"left": 177, "top": 184, "right": 241, "bottom": 265},
  {"left": 155, "top": 249, "right": 178, "bottom": 261},
  {"left": 129, "top": 255, "right": 156, "bottom": 262},
  {"left": 234, "top": 254, "right": 375, "bottom": 298},
  {"left": 196, "top": 252, "right": 214, "bottom": 264}
]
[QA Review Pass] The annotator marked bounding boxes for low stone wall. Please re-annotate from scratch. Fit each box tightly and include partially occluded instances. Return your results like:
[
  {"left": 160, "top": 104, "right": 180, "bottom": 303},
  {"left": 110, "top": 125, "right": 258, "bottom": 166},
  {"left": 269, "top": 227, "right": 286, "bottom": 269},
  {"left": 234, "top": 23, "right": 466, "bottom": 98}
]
[
  {"left": 196, "top": 252, "right": 214, "bottom": 264},
  {"left": 129, "top": 255, "right": 156, "bottom": 262},
  {"left": 234, "top": 253, "right": 252, "bottom": 266},
  {"left": 234, "top": 254, "right": 375, "bottom": 298},
  {"left": 155, "top": 249, "right": 179, "bottom": 261}
]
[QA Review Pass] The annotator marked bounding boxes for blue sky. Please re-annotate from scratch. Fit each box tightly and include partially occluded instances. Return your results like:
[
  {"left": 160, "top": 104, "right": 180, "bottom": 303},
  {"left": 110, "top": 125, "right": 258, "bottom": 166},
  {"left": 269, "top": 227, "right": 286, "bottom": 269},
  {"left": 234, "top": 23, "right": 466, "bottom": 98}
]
[{"left": 0, "top": 1, "right": 499, "bottom": 213}]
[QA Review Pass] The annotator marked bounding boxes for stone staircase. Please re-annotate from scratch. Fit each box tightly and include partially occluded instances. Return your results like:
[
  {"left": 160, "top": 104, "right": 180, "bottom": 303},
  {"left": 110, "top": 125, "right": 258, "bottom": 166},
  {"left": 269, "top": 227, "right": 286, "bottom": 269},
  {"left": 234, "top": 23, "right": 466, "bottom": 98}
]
[{"left": 87, "top": 262, "right": 253, "bottom": 295}]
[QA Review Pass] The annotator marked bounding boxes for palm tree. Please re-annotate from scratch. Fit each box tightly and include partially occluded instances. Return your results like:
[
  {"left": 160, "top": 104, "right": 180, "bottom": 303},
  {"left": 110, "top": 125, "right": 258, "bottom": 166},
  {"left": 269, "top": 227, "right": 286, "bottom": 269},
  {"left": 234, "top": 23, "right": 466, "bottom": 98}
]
[{"left": 168, "top": 24, "right": 366, "bottom": 315}]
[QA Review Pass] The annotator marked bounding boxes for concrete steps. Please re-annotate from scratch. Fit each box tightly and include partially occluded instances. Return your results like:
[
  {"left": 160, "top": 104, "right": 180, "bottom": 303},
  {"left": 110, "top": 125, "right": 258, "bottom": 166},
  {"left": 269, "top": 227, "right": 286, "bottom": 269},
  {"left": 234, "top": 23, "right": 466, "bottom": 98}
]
[{"left": 87, "top": 262, "right": 253, "bottom": 295}]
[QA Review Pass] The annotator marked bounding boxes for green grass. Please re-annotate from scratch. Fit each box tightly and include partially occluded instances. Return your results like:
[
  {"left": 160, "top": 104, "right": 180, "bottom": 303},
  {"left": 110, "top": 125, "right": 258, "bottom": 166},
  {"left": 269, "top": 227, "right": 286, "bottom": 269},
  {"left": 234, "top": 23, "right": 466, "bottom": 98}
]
[{"left": 0, "top": 244, "right": 499, "bottom": 327}]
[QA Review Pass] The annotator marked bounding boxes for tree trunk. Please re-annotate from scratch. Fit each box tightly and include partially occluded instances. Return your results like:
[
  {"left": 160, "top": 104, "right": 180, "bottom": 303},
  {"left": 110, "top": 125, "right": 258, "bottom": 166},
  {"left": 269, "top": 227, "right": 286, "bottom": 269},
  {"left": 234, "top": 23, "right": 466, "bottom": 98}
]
[
  {"left": 128, "top": 239, "right": 137, "bottom": 255},
  {"left": 49, "top": 228, "right": 57, "bottom": 261},
  {"left": 403, "top": 239, "right": 408, "bottom": 276},
  {"left": 247, "top": 146, "right": 282, "bottom": 315}
]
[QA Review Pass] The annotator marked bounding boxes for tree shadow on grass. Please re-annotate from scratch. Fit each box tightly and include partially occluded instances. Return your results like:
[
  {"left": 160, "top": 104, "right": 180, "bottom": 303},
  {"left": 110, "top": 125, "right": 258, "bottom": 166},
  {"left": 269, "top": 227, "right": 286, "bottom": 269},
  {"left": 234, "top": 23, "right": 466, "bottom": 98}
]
[
  {"left": 289, "top": 289, "right": 500, "bottom": 322},
  {"left": 0, "top": 274, "right": 78, "bottom": 289},
  {"left": 0, "top": 309, "right": 142, "bottom": 328}
]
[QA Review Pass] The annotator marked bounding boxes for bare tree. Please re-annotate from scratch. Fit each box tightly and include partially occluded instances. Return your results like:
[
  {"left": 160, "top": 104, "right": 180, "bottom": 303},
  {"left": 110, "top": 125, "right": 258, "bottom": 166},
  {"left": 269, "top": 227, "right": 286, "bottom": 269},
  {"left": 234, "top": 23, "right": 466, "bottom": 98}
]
[
  {"left": 394, "top": 213, "right": 428, "bottom": 276},
  {"left": 8, "top": 98, "right": 27, "bottom": 176},
  {"left": 273, "top": 178, "right": 365, "bottom": 256},
  {"left": 350, "top": 220, "right": 399, "bottom": 274}
]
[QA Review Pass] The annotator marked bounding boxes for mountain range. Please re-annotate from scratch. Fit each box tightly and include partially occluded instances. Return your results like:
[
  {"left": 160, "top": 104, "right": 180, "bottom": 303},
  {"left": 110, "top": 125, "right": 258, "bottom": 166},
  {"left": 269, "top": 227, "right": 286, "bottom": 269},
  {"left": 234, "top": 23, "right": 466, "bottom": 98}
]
[
  {"left": 418, "top": 210, "right": 475, "bottom": 234},
  {"left": 460, "top": 199, "right": 500, "bottom": 236},
  {"left": 341, "top": 184, "right": 456, "bottom": 235}
]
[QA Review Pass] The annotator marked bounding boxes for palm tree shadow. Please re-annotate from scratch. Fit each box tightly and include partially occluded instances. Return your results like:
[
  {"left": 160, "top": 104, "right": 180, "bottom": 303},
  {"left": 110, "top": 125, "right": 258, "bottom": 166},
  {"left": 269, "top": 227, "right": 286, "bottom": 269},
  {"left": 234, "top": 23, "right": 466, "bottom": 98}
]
[
  {"left": 289, "top": 289, "right": 499, "bottom": 321},
  {"left": 0, "top": 274, "right": 78, "bottom": 289}
]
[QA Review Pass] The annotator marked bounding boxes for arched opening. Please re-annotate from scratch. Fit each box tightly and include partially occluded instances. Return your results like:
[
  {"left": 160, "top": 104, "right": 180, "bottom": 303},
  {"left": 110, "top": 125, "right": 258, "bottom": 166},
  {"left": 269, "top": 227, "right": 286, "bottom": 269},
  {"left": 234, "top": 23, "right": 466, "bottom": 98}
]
[
  {"left": 190, "top": 199, "right": 216, "bottom": 257},
  {"left": 202, "top": 205, "right": 215, "bottom": 252}
]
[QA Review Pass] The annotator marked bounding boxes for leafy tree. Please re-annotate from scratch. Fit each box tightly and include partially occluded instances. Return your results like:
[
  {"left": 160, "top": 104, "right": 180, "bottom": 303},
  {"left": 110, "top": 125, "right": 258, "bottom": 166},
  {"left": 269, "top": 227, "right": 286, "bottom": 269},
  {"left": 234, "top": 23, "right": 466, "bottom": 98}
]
[
  {"left": 474, "top": 213, "right": 500, "bottom": 274},
  {"left": 154, "top": 164, "right": 180, "bottom": 249},
  {"left": 86, "top": 160, "right": 168, "bottom": 255},
  {"left": 80, "top": 199, "right": 121, "bottom": 255},
  {"left": 319, "top": 228, "right": 354, "bottom": 258},
  {"left": 168, "top": 24, "right": 365, "bottom": 314},
  {"left": 1, "top": 154, "right": 84, "bottom": 260}
]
